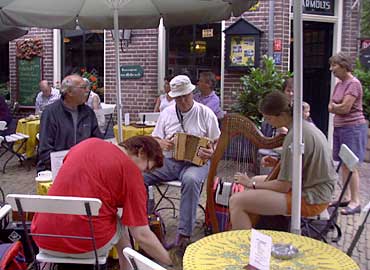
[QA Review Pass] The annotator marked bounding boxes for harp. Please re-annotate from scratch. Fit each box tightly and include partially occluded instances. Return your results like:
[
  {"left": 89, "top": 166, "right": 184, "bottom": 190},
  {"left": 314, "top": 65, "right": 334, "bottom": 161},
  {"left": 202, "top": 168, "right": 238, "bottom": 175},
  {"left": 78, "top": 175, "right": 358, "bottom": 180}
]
[{"left": 206, "top": 113, "right": 285, "bottom": 233}]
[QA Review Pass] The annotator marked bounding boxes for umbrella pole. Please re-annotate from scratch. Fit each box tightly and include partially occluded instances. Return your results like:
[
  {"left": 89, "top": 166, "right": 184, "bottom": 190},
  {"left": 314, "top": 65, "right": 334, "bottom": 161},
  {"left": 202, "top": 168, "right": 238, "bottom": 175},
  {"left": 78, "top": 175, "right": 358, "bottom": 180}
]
[
  {"left": 113, "top": 6, "right": 123, "bottom": 143},
  {"left": 291, "top": 0, "right": 303, "bottom": 235}
]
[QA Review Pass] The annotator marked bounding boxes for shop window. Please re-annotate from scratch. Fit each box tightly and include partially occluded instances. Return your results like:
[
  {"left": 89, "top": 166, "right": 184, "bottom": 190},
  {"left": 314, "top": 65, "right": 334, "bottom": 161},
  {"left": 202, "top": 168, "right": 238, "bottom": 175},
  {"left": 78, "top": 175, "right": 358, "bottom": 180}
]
[
  {"left": 61, "top": 30, "right": 104, "bottom": 101},
  {"left": 0, "top": 43, "right": 10, "bottom": 100},
  {"left": 168, "top": 23, "right": 221, "bottom": 90}
]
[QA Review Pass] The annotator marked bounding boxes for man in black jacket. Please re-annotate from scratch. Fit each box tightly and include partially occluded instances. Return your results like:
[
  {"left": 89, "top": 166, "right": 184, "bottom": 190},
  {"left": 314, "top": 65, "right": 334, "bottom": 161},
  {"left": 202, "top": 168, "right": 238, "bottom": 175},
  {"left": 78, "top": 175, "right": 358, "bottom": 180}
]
[{"left": 37, "top": 74, "right": 103, "bottom": 172}]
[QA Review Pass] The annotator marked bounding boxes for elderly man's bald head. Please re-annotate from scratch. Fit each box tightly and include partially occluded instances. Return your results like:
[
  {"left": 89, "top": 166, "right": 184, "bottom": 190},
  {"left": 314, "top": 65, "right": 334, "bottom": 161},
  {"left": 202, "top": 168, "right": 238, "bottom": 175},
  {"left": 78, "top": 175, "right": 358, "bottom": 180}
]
[
  {"left": 61, "top": 74, "right": 89, "bottom": 106},
  {"left": 39, "top": 80, "right": 51, "bottom": 97}
]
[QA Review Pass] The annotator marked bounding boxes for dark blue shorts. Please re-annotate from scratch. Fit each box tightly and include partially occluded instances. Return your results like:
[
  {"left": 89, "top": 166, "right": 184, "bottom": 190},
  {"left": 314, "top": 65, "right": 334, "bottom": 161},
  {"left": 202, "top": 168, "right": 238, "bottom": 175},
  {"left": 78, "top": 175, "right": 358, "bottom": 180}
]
[{"left": 333, "top": 124, "right": 368, "bottom": 162}]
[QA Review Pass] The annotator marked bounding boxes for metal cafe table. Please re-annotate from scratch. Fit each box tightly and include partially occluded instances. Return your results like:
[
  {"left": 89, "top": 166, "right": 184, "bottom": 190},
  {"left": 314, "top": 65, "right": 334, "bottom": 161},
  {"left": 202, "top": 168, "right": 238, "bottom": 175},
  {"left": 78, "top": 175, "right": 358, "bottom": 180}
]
[
  {"left": 183, "top": 230, "right": 359, "bottom": 270},
  {"left": 15, "top": 116, "right": 40, "bottom": 158},
  {"left": 113, "top": 124, "right": 155, "bottom": 141}
]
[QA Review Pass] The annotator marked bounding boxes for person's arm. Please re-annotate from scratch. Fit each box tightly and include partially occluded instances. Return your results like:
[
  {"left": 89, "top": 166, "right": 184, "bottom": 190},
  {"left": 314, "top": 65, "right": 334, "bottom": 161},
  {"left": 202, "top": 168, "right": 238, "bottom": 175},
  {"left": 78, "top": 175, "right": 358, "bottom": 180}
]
[
  {"left": 35, "top": 94, "right": 41, "bottom": 114},
  {"left": 129, "top": 225, "right": 172, "bottom": 266},
  {"left": 328, "top": 95, "right": 356, "bottom": 115},
  {"left": 153, "top": 136, "right": 174, "bottom": 151},
  {"left": 92, "top": 95, "right": 100, "bottom": 111},
  {"left": 154, "top": 97, "right": 161, "bottom": 112},
  {"left": 197, "top": 139, "right": 218, "bottom": 161},
  {"left": 234, "top": 173, "right": 291, "bottom": 193}
]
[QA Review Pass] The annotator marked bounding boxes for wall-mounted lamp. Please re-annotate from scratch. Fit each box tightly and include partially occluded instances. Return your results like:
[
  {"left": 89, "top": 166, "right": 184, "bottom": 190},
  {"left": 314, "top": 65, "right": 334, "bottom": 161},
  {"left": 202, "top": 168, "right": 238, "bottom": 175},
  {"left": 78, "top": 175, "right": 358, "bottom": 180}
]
[{"left": 111, "top": 29, "right": 132, "bottom": 52}]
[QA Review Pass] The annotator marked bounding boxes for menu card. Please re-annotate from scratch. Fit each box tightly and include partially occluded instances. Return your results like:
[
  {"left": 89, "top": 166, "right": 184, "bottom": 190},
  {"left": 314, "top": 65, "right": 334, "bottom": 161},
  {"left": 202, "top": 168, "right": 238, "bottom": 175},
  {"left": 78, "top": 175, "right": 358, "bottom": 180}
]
[{"left": 249, "top": 229, "right": 272, "bottom": 270}]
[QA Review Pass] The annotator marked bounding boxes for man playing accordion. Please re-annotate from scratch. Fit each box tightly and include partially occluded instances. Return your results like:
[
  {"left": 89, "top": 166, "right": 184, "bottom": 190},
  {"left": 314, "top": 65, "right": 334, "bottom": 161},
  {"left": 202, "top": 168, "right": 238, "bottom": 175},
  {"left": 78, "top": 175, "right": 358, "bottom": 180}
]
[{"left": 144, "top": 75, "right": 220, "bottom": 250}]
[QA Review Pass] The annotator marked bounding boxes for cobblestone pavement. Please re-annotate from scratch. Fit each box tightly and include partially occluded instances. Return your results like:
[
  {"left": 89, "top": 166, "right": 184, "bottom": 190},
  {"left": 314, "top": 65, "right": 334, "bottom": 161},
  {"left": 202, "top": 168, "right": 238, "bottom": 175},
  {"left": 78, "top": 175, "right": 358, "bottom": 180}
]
[{"left": 1, "top": 153, "right": 369, "bottom": 269}]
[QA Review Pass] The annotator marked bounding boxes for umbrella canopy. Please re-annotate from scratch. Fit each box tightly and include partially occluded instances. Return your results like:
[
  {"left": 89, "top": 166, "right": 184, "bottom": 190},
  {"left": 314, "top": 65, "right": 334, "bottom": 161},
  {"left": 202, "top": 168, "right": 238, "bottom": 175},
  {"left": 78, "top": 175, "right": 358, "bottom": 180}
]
[
  {"left": 0, "top": 0, "right": 257, "bottom": 142},
  {"left": 0, "top": 0, "right": 257, "bottom": 29},
  {"left": 0, "top": 22, "right": 27, "bottom": 44}
]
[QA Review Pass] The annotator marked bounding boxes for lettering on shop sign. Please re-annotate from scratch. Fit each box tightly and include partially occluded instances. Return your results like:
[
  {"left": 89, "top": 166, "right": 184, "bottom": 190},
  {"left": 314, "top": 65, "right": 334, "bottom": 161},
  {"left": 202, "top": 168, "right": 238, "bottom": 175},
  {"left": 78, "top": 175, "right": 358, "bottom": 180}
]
[
  {"left": 291, "top": 0, "right": 335, "bottom": 16},
  {"left": 120, "top": 65, "right": 144, "bottom": 79}
]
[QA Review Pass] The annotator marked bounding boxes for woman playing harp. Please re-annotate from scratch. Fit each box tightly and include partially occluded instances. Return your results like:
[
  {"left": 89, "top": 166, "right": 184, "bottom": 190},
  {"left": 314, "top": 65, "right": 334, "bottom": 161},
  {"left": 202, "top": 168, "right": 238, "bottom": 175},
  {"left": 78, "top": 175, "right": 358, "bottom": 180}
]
[{"left": 229, "top": 91, "right": 337, "bottom": 230}]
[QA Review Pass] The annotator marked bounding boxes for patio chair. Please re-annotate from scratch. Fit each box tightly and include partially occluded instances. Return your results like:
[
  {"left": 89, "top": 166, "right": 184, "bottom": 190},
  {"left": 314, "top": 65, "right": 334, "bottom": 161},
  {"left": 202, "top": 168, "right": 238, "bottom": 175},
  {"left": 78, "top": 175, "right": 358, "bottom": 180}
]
[
  {"left": 100, "top": 103, "right": 116, "bottom": 138},
  {"left": 347, "top": 201, "right": 370, "bottom": 256},
  {"left": 301, "top": 143, "right": 359, "bottom": 243},
  {"left": 123, "top": 247, "right": 167, "bottom": 270},
  {"left": 6, "top": 194, "right": 107, "bottom": 270},
  {"left": 0, "top": 120, "right": 29, "bottom": 173},
  {"left": 153, "top": 180, "right": 205, "bottom": 218}
]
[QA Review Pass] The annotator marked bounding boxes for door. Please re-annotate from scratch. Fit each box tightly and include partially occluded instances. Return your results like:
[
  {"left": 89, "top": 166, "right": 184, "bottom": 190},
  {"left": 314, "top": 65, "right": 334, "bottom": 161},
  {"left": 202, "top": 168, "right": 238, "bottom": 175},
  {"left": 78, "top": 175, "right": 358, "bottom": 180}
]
[{"left": 290, "top": 21, "right": 333, "bottom": 136}]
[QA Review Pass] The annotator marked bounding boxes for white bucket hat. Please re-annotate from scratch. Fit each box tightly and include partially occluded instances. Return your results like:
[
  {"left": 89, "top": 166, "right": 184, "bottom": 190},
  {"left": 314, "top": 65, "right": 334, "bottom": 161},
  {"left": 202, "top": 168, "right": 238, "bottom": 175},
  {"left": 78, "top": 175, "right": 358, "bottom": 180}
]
[{"left": 168, "top": 75, "right": 195, "bottom": 98}]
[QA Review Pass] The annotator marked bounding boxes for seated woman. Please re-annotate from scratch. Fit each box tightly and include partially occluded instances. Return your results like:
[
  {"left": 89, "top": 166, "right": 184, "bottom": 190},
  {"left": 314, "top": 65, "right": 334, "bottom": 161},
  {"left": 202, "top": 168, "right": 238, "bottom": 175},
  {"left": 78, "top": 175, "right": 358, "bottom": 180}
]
[
  {"left": 154, "top": 75, "right": 175, "bottom": 112},
  {"left": 229, "top": 91, "right": 337, "bottom": 230},
  {"left": 84, "top": 78, "right": 105, "bottom": 133}
]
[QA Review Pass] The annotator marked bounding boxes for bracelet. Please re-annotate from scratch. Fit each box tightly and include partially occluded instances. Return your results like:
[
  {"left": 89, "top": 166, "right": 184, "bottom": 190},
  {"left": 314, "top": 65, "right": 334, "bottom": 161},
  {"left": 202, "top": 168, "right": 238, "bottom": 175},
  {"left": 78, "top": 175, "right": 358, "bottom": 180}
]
[{"left": 252, "top": 181, "right": 256, "bottom": 190}]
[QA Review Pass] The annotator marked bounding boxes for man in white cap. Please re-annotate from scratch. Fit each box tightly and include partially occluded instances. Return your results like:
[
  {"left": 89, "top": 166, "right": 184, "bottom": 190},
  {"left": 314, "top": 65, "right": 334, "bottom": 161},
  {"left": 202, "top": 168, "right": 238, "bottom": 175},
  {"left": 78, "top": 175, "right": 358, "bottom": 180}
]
[{"left": 144, "top": 74, "right": 220, "bottom": 249}]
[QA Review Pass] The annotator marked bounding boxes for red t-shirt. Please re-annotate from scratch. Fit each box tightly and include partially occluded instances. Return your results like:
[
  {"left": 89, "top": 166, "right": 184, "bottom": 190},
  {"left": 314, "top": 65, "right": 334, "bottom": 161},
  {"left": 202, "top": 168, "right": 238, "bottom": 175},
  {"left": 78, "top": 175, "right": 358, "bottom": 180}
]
[{"left": 31, "top": 138, "right": 148, "bottom": 253}]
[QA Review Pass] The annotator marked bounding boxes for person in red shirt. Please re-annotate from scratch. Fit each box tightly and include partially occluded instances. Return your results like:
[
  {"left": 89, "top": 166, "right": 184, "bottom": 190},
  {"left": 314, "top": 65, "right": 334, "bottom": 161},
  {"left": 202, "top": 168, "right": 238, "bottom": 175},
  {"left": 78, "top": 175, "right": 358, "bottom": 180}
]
[{"left": 31, "top": 136, "right": 172, "bottom": 269}]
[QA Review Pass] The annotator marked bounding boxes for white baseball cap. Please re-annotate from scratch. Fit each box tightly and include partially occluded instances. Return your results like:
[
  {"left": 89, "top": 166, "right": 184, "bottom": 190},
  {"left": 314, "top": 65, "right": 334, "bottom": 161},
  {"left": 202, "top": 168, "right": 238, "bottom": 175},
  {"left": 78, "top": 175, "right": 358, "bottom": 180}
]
[{"left": 168, "top": 75, "right": 195, "bottom": 98}]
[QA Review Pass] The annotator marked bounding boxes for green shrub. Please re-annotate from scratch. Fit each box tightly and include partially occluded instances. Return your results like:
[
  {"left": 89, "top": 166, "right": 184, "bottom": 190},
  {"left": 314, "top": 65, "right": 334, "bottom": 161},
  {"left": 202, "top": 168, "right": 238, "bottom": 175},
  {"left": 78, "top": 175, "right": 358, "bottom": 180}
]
[
  {"left": 353, "top": 60, "right": 370, "bottom": 121},
  {"left": 234, "top": 55, "right": 292, "bottom": 125}
]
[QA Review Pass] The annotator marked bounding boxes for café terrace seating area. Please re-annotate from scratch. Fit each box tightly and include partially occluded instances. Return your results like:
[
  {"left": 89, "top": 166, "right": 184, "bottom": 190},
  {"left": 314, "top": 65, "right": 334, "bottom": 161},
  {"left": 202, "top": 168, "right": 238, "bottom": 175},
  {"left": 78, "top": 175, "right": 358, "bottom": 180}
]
[{"left": 0, "top": 110, "right": 369, "bottom": 270}]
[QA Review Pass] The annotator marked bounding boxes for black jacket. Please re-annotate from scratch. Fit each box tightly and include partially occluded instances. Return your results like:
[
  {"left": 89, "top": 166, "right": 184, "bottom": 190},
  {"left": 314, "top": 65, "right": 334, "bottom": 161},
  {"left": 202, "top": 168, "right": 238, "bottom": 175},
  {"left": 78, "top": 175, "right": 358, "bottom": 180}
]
[{"left": 37, "top": 99, "right": 103, "bottom": 172}]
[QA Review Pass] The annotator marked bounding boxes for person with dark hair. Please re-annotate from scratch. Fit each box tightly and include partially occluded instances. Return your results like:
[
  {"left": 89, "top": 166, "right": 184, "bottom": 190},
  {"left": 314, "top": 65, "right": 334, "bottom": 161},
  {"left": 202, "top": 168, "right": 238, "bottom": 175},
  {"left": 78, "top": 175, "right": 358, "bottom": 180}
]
[
  {"left": 0, "top": 95, "right": 12, "bottom": 126},
  {"left": 194, "top": 72, "right": 223, "bottom": 119},
  {"left": 32, "top": 136, "right": 172, "bottom": 270},
  {"left": 154, "top": 75, "right": 175, "bottom": 112},
  {"left": 229, "top": 91, "right": 336, "bottom": 230},
  {"left": 328, "top": 52, "right": 367, "bottom": 215},
  {"left": 37, "top": 74, "right": 103, "bottom": 172}
]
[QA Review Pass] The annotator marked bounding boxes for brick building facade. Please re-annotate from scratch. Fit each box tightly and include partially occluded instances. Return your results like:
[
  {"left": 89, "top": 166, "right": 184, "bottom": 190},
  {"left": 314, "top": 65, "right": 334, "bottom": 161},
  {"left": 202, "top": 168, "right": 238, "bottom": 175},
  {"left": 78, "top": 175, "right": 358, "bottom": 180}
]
[{"left": 6, "top": 0, "right": 361, "bottom": 132}]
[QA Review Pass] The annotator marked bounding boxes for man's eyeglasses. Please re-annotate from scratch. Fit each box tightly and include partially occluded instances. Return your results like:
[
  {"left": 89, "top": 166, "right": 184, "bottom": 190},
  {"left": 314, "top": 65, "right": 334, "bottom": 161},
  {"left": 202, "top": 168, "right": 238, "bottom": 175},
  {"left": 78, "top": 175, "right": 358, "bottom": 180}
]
[{"left": 74, "top": 84, "right": 89, "bottom": 90}]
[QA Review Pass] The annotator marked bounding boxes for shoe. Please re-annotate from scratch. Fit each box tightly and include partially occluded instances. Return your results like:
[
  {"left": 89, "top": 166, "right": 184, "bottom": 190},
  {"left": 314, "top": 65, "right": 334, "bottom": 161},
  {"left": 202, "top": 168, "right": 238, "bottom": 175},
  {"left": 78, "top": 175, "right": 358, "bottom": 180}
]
[
  {"left": 164, "top": 233, "right": 190, "bottom": 250},
  {"left": 341, "top": 205, "right": 361, "bottom": 215},
  {"left": 329, "top": 200, "right": 350, "bottom": 207}
]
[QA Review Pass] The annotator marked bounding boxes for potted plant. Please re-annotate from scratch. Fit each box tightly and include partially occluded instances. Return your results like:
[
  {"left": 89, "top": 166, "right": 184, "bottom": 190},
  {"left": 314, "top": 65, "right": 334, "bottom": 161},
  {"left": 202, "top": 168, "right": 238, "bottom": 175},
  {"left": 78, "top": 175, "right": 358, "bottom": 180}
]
[{"left": 234, "top": 55, "right": 292, "bottom": 125}]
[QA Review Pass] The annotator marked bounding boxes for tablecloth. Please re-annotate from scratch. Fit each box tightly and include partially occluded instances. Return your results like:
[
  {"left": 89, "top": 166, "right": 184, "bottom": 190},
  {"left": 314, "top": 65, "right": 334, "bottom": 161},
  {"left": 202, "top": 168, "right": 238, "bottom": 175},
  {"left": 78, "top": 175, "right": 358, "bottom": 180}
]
[{"left": 184, "top": 230, "right": 359, "bottom": 270}]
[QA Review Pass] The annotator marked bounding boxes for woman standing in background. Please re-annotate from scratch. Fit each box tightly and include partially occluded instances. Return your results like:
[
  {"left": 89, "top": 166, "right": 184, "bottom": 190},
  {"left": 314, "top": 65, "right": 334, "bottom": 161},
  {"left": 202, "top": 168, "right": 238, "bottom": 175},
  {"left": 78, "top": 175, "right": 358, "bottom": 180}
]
[{"left": 328, "top": 52, "right": 367, "bottom": 215}]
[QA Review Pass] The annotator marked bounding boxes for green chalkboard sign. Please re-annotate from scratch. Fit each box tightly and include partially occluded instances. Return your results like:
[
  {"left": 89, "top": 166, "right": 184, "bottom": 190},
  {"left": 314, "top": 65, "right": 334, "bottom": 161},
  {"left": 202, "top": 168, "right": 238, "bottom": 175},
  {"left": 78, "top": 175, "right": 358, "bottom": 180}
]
[{"left": 17, "top": 57, "right": 42, "bottom": 106}]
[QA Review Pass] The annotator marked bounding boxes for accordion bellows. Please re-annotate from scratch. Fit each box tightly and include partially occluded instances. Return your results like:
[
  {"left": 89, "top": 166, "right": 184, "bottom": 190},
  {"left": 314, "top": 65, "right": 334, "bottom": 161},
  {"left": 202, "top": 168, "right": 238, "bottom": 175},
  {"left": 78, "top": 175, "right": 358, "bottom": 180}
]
[{"left": 173, "top": 132, "right": 212, "bottom": 166}]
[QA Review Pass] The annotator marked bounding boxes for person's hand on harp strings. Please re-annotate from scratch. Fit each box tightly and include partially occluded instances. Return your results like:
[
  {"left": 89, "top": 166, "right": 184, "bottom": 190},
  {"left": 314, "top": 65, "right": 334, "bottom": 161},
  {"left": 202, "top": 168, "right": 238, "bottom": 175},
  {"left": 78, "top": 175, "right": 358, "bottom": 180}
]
[
  {"left": 233, "top": 172, "right": 251, "bottom": 187},
  {"left": 261, "top": 155, "right": 279, "bottom": 168}
]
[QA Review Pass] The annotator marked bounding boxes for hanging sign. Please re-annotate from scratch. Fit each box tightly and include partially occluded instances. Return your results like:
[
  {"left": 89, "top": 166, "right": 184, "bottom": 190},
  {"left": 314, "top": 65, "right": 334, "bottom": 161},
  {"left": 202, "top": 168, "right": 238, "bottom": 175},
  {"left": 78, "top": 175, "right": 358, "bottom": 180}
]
[
  {"left": 120, "top": 65, "right": 144, "bottom": 79},
  {"left": 300, "top": 0, "right": 335, "bottom": 16},
  {"left": 202, "top": 29, "right": 213, "bottom": 38},
  {"left": 274, "top": 39, "right": 282, "bottom": 52},
  {"left": 360, "top": 39, "right": 370, "bottom": 50}
]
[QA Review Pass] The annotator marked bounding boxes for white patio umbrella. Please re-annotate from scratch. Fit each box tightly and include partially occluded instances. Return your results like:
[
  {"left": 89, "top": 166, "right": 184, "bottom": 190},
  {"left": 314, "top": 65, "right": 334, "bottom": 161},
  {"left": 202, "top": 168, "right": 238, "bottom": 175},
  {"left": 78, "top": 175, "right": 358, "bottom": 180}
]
[
  {"left": 291, "top": 0, "right": 303, "bottom": 234},
  {"left": 0, "top": 22, "right": 27, "bottom": 44},
  {"left": 0, "top": 0, "right": 258, "bottom": 142}
]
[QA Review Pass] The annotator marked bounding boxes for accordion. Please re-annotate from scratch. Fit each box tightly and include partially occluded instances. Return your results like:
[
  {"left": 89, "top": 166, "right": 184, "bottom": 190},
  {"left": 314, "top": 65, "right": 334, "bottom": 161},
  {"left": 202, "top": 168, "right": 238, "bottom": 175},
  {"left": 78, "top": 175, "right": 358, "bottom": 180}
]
[{"left": 173, "top": 132, "right": 212, "bottom": 166}]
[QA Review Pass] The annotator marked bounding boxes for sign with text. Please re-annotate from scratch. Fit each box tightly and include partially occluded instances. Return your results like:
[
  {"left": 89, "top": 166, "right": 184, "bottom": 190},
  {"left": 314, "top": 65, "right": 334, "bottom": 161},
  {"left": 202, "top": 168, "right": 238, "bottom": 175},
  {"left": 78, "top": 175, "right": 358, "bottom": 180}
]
[
  {"left": 274, "top": 39, "right": 282, "bottom": 52},
  {"left": 17, "top": 57, "right": 42, "bottom": 106},
  {"left": 292, "top": 0, "right": 335, "bottom": 16},
  {"left": 360, "top": 39, "right": 370, "bottom": 50},
  {"left": 360, "top": 46, "right": 370, "bottom": 69},
  {"left": 202, "top": 28, "right": 213, "bottom": 38},
  {"left": 249, "top": 229, "right": 272, "bottom": 270},
  {"left": 120, "top": 65, "right": 144, "bottom": 79}
]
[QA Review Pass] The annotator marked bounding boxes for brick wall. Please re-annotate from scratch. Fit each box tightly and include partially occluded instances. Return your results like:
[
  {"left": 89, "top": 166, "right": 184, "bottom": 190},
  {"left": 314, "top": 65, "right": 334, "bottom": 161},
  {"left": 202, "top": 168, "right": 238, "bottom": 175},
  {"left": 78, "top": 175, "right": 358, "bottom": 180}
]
[
  {"left": 341, "top": 0, "right": 361, "bottom": 62},
  {"left": 9, "top": 27, "right": 54, "bottom": 118},
  {"left": 104, "top": 29, "right": 159, "bottom": 120},
  {"left": 223, "top": 0, "right": 291, "bottom": 111}
]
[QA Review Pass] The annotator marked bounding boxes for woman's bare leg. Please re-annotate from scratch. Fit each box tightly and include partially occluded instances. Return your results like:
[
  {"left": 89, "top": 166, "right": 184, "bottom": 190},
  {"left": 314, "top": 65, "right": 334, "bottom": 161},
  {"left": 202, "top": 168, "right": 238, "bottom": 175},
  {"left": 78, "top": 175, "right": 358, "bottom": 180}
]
[
  {"left": 341, "top": 165, "right": 360, "bottom": 208},
  {"left": 229, "top": 189, "right": 288, "bottom": 230}
]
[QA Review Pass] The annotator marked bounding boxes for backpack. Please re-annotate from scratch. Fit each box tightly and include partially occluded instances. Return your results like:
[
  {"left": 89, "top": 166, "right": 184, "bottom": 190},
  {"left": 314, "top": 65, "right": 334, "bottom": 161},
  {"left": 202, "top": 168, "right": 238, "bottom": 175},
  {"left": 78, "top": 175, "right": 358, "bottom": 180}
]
[
  {"left": 0, "top": 241, "right": 27, "bottom": 270},
  {"left": 205, "top": 176, "right": 245, "bottom": 233}
]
